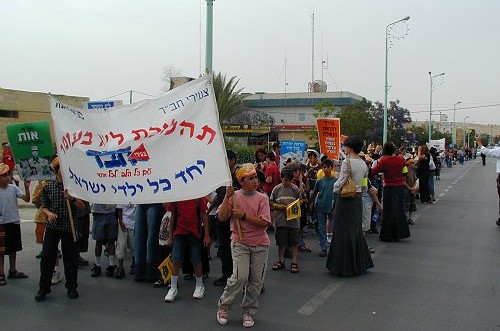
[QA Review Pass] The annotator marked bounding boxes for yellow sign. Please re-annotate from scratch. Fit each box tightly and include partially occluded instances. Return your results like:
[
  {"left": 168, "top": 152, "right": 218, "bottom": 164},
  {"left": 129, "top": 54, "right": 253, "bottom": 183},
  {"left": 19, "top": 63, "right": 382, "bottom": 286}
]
[
  {"left": 286, "top": 199, "right": 301, "bottom": 221},
  {"left": 158, "top": 255, "right": 174, "bottom": 284}
]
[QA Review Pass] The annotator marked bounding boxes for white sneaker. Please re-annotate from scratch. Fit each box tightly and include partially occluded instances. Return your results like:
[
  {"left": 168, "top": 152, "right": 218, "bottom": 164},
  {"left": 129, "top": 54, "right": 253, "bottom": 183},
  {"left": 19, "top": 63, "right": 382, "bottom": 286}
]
[
  {"left": 217, "top": 308, "right": 229, "bottom": 325},
  {"left": 51, "top": 271, "right": 62, "bottom": 284},
  {"left": 192, "top": 284, "right": 205, "bottom": 299},
  {"left": 242, "top": 314, "right": 255, "bottom": 328},
  {"left": 164, "top": 288, "right": 178, "bottom": 302},
  {"left": 326, "top": 232, "right": 333, "bottom": 244}
]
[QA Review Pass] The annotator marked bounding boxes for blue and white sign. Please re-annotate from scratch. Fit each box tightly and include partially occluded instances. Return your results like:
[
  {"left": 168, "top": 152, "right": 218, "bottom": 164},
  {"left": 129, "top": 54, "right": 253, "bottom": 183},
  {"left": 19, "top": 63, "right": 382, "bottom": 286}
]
[
  {"left": 84, "top": 100, "right": 123, "bottom": 110},
  {"left": 280, "top": 140, "right": 307, "bottom": 170}
]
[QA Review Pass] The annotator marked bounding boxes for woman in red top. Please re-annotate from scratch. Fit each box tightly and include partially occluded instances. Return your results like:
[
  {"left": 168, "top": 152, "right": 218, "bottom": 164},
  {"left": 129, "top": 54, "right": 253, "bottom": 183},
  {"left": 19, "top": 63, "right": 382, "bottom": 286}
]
[{"left": 371, "top": 142, "right": 411, "bottom": 242}]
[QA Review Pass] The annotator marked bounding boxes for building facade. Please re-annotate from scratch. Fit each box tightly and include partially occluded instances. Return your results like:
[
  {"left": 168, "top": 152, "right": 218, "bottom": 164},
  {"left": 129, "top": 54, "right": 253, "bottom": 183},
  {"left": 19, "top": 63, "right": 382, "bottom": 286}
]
[
  {"left": 0, "top": 88, "right": 89, "bottom": 143},
  {"left": 241, "top": 91, "right": 364, "bottom": 145}
]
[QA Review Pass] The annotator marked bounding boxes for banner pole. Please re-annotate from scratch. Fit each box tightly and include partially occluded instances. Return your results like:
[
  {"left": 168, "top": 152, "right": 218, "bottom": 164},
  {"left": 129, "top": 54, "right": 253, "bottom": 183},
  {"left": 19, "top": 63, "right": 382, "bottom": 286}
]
[
  {"left": 232, "top": 195, "right": 243, "bottom": 240},
  {"left": 65, "top": 198, "right": 77, "bottom": 242}
]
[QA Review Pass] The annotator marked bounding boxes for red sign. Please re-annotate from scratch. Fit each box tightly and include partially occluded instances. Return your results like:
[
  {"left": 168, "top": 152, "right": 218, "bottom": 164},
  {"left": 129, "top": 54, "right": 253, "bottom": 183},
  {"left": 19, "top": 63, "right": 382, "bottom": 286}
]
[{"left": 129, "top": 143, "right": 150, "bottom": 161}]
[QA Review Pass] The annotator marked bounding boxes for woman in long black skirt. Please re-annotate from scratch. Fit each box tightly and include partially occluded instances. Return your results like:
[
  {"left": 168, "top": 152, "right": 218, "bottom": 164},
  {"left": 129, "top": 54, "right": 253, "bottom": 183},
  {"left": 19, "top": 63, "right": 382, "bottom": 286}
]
[
  {"left": 372, "top": 142, "right": 411, "bottom": 242},
  {"left": 327, "top": 135, "right": 374, "bottom": 277},
  {"left": 416, "top": 144, "right": 432, "bottom": 203}
]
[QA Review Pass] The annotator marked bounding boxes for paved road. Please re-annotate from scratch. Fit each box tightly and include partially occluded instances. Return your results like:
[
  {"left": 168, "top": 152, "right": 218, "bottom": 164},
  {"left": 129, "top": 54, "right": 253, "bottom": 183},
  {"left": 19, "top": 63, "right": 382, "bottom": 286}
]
[{"left": 1, "top": 158, "right": 499, "bottom": 331}]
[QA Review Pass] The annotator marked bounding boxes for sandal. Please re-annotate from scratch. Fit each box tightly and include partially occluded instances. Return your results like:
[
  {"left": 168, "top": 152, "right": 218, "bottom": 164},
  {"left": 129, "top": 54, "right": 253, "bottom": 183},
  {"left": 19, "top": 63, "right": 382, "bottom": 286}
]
[
  {"left": 272, "top": 261, "right": 285, "bottom": 271},
  {"left": 7, "top": 270, "right": 28, "bottom": 279},
  {"left": 113, "top": 267, "right": 125, "bottom": 279},
  {"left": 0, "top": 274, "right": 6, "bottom": 286},
  {"left": 290, "top": 262, "right": 299, "bottom": 273},
  {"left": 153, "top": 279, "right": 167, "bottom": 287},
  {"left": 298, "top": 244, "right": 311, "bottom": 252}
]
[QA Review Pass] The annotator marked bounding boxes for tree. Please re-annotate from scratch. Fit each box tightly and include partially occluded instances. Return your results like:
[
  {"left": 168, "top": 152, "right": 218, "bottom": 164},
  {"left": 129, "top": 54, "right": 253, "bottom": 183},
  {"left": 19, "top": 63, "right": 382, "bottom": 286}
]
[
  {"left": 386, "top": 100, "right": 412, "bottom": 144},
  {"left": 368, "top": 100, "right": 412, "bottom": 145},
  {"left": 304, "top": 100, "right": 338, "bottom": 145},
  {"left": 367, "top": 101, "right": 384, "bottom": 144},
  {"left": 160, "top": 66, "right": 183, "bottom": 91},
  {"left": 312, "top": 100, "right": 337, "bottom": 118},
  {"left": 161, "top": 69, "right": 244, "bottom": 123},
  {"left": 212, "top": 72, "right": 245, "bottom": 124},
  {"left": 337, "top": 99, "right": 373, "bottom": 142},
  {"left": 406, "top": 124, "right": 428, "bottom": 146},
  {"left": 225, "top": 109, "right": 274, "bottom": 125}
]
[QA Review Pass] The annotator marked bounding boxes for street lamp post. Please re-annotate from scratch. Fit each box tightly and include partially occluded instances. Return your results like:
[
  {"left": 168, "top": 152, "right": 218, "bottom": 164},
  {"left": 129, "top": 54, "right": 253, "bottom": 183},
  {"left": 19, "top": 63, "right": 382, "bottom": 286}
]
[
  {"left": 453, "top": 101, "right": 461, "bottom": 148},
  {"left": 383, "top": 15, "right": 410, "bottom": 144},
  {"left": 205, "top": 0, "right": 214, "bottom": 74},
  {"left": 428, "top": 71, "right": 445, "bottom": 142}
]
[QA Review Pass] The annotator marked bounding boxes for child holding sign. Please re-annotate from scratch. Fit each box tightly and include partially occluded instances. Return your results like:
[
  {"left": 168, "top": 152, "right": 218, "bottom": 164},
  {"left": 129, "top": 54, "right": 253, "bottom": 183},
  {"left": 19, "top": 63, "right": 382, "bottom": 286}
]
[{"left": 269, "top": 168, "right": 302, "bottom": 273}]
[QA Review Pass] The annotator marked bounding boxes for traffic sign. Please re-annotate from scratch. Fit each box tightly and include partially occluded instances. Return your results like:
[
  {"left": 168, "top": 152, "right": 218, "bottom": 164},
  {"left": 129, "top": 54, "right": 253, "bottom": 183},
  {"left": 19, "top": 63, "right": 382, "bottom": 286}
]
[{"left": 83, "top": 100, "right": 123, "bottom": 110}]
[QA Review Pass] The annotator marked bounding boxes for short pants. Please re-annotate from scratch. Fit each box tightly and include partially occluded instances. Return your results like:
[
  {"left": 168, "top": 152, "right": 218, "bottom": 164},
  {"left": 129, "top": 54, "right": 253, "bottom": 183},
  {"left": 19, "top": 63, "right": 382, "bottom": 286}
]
[
  {"left": 275, "top": 227, "right": 300, "bottom": 247},
  {"left": 92, "top": 213, "right": 118, "bottom": 242}
]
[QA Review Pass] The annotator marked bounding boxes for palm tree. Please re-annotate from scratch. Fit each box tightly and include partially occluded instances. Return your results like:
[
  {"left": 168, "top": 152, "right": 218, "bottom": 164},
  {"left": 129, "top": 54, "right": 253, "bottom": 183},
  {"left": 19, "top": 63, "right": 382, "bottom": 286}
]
[{"left": 212, "top": 72, "right": 244, "bottom": 123}]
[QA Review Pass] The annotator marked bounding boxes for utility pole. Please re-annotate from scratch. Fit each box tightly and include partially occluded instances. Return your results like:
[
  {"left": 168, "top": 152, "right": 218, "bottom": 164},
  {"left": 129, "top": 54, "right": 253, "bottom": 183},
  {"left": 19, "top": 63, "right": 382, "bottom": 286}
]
[{"left": 205, "top": 0, "right": 214, "bottom": 74}]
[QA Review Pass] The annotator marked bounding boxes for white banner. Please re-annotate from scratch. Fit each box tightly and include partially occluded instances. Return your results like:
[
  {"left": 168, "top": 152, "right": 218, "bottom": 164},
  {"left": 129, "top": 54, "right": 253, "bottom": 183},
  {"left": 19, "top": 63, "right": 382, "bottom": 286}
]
[
  {"left": 427, "top": 138, "right": 446, "bottom": 152},
  {"left": 49, "top": 76, "right": 231, "bottom": 204}
]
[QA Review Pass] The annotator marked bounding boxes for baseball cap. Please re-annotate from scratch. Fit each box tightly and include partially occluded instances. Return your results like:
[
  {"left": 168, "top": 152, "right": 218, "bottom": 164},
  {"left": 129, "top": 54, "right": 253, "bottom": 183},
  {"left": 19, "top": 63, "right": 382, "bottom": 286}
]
[
  {"left": 51, "top": 156, "right": 60, "bottom": 168},
  {"left": 236, "top": 163, "right": 257, "bottom": 182},
  {"left": 0, "top": 163, "right": 10, "bottom": 175}
]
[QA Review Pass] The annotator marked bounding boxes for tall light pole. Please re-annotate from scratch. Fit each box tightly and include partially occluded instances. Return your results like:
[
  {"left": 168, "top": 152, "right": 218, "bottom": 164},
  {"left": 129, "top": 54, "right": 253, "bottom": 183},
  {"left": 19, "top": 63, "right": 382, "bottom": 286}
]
[
  {"left": 453, "top": 101, "right": 461, "bottom": 147},
  {"left": 384, "top": 15, "right": 410, "bottom": 144},
  {"left": 205, "top": 0, "right": 214, "bottom": 74},
  {"left": 428, "top": 71, "right": 445, "bottom": 142}
]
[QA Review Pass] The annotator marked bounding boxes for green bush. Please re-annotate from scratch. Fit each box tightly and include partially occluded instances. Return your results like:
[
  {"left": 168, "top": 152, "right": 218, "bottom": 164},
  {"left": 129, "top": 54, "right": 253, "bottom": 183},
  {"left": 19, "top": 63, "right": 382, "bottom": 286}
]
[{"left": 224, "top": 141, "right": 256, "bottom": 164}]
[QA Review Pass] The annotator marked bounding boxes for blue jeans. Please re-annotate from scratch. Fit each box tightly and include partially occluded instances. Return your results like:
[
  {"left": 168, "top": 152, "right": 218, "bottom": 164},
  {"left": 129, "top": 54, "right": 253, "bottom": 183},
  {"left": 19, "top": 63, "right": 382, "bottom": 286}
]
[
  {"left": 134, "top": 203, "right": 163, "bottom": 281},
  {"left": 316, "top": 212, "right": 329, "bottom": 251},
  {"left": 171, "top": 234, "right": 202, "bottom": 266},
  {"left": 428, "top": 172, "right": 435, "bottom": 196}
]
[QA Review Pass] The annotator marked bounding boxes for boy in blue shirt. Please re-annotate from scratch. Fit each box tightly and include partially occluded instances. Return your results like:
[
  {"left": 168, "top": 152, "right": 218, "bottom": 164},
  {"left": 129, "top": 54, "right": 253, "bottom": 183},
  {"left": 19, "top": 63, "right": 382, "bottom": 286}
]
[{"left": 311, "top": 159, "right": 337, "bottom": 257}]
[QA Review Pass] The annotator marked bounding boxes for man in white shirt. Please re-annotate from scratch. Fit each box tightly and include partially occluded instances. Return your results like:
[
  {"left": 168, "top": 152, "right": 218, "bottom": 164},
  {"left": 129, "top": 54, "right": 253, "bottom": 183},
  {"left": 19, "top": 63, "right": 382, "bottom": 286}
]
[{"left": 475, "top": 137, "right": 500, "bottom": 226}]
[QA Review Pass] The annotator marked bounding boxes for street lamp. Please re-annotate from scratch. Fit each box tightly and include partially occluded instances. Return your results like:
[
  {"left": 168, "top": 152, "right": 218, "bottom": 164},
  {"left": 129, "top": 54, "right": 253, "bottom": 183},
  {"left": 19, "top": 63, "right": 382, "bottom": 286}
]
[
  {"left": 383, "top": 15, "right": 410, "bottom": 144},
  {"left": 453, "top": 101, "right": 461, "bottom": 147},
  {"left": 428, "top": 71, "right": 445, "bottom": 142}
]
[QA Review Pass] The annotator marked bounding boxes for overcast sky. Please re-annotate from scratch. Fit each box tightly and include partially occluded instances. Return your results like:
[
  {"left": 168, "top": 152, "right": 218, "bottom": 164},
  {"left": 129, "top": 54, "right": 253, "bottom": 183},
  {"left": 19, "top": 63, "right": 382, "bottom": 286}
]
[{"left": 2, "top": 0, "right": 499, "bottom": 126}]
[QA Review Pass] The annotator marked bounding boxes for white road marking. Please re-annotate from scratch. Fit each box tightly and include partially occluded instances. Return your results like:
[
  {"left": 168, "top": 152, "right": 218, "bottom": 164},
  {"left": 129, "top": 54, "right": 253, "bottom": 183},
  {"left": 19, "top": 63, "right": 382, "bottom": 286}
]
[
  {"left": 438, "top": 193, "right": 445, "bottom": 197},
  {"left": 447, "top": 186, "right": 453, "bottom": 189},
  {"left": 298, "top": 282, "right": 345, "bottom": 316}
]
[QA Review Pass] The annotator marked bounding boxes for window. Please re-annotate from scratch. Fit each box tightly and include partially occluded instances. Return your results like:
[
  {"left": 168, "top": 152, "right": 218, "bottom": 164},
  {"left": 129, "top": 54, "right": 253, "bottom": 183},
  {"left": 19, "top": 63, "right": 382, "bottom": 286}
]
[
  {"left": 0, "top": 110, "right": 19, "bottom": 118},
  {"left": 299, "top": 113, "right": 305, "bottom": 121}
]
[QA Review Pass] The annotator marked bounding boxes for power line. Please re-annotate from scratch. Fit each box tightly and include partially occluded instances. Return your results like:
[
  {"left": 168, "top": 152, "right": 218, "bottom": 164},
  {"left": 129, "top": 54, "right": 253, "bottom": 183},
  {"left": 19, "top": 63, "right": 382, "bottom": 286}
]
[
  {"left": 98, "top": 90, "right": 156, "bottom": 101},
  {"left": 408, "top": 102, "right": 500, "bottom": 114},
  {"left": 98, "top": 91, "right": 130, "bottom": 101},
  {"left": 132, "top": 90, "right": 156, "bottom": 98}
]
